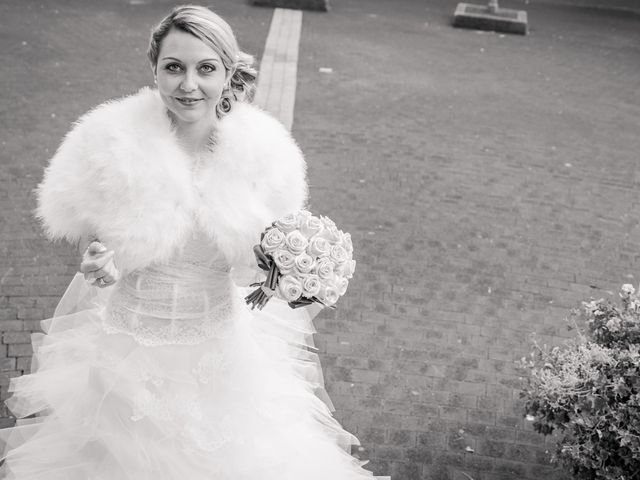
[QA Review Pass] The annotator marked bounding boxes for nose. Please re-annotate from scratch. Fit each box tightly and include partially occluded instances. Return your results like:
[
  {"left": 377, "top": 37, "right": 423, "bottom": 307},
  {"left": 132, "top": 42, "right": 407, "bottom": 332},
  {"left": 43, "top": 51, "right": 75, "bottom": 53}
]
[{"left": 180, "top": 71, "right": 197, "bottom": 93}]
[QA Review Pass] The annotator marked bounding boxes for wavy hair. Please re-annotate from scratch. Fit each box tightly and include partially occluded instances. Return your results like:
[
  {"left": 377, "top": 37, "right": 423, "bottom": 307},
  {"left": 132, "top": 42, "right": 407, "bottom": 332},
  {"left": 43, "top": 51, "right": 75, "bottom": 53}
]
[{"left": 148, "top": 5, "right": 257, "bottom": 118}]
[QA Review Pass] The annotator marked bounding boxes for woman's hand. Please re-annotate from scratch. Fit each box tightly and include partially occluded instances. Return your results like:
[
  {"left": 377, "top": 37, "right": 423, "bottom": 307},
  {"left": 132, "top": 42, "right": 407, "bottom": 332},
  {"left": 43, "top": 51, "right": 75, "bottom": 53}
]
[{"left": 80, "top": 241, "right": 120, "bottom": 288}]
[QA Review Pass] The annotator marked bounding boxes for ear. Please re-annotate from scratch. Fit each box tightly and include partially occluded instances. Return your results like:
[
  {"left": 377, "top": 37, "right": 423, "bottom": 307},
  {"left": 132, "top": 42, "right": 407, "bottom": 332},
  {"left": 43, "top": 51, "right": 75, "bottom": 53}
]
[{"left": 225, "top": 65, "right": 236, "bottom": 83}]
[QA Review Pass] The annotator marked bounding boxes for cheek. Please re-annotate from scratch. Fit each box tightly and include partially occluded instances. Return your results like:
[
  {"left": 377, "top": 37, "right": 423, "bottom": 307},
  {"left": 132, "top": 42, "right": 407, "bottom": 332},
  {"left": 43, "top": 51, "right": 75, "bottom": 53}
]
[
  {"left": 202, "top": 74, "right": 228, "bottom": 98},
  {"left": 156, "top": 82, "right": 175, "bottom": 110},
  {"left": 156, "top": 73, "right": 178, "bottom": 94}
]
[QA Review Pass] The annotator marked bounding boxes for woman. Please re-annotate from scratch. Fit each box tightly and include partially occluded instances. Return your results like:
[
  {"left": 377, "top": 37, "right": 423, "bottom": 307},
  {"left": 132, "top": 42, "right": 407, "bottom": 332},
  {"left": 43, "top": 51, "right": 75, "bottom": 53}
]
[{"left": 1, "top": 5, "right": 373, "bottom": 480}]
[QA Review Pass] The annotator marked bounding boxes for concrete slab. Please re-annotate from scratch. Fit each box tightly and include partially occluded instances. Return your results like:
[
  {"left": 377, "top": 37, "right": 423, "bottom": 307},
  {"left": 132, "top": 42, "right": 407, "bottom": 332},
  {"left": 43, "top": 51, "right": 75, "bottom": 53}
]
[
  {"left": 254, "top": 8, "right": 303, "bottom": 131},
  {"left": 252, "top": 0, "right": 329, "bottom": 12},
  {"left": 453, "top": 2, "right": 528, "bottom": 35}
]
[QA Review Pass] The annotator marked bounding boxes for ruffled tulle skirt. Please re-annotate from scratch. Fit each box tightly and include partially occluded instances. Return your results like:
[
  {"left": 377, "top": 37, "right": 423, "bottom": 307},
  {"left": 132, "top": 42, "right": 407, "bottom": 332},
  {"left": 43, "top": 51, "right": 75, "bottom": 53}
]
[{"left": 0, "top": 274, "right": 373, "bottom": 480}]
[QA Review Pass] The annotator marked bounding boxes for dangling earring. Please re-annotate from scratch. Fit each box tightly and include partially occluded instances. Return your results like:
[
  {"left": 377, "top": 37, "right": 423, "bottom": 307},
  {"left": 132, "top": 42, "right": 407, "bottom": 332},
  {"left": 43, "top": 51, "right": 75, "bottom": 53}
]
[
  {"left": 219, "top": 96, "right": 232, "bottom": 113},
  {"left": 216, "top": 86, "right": 233, "bottom": 118}
]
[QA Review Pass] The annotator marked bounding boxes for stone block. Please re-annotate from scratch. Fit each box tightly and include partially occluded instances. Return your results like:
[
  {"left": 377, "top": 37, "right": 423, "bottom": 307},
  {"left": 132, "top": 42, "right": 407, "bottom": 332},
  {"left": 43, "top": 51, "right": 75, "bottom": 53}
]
[
  {"left": 452, "top": 3, "right": 527, "bottom": 35},
  {"left": 388, "top": 429, "right": 416, "bottom": 447},
  {"left": 8, "top": 343, "right": 32, "bottom": 357},
  {"left": 251, "top": 0, "right": 329, "bottom": 12},
  {"left": 0, "top": 320, "right": 24, "bottom": 332},
  {"left": 3, "top": 331, "right": 32, "bottom": 344},
  {"left": 0, "top": 357, "right": 16, "bottom": 371}
]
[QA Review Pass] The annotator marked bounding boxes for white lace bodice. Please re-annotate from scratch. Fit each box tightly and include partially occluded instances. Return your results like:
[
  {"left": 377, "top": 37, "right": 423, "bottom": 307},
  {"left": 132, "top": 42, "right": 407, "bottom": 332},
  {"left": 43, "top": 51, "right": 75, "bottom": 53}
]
[{"left": 103, "top": 230, "right": 241, "bottom": 346}]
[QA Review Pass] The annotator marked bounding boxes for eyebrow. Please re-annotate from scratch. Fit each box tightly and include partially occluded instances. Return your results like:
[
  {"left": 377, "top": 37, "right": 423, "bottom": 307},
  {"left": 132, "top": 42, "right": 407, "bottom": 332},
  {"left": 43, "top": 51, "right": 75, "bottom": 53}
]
[{"left": 161, "top": 56, "right": 221, "bottom": 63}]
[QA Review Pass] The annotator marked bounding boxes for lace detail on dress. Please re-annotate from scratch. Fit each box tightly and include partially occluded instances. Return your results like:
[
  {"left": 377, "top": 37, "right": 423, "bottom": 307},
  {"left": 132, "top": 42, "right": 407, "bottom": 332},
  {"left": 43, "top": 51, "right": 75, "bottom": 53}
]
[
  {"left": 131, "top": 388, "right": 204, "bottom": 422},
  {"left": 126, "top": 348, "right": 237, "bottom": 452},
  {"left": 102, "top": 231, "right": 241, "bottom": 346},
  {"left": 182, "top": 417, "right": 236, "bottom": 452},
  {"left": 102, "top": 305, "right": 235, "bottom": 347},
  {"left": 192, "top": 351, "right": 231, "bottom": 383}
]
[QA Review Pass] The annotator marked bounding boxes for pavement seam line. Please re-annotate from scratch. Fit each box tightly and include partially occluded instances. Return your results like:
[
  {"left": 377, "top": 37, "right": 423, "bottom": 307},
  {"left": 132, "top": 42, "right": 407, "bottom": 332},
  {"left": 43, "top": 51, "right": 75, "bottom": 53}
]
[{"left": 254, "top": 8, "right": 302, "bottom": 131}]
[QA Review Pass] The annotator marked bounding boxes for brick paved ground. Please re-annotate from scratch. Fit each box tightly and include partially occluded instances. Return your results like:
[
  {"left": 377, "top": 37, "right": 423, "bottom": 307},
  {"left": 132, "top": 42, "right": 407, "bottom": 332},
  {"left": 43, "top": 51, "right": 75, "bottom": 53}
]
[
  {"left": 294, "top": 0, "right": 640, "bottom": 479},
  {"left": 2, "top": 1, "right": 640, "bottom": 480}
]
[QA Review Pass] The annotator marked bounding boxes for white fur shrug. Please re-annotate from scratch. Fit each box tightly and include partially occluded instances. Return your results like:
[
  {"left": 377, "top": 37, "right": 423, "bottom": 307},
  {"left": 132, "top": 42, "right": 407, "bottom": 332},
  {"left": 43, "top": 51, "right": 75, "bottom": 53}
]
[{"left": 36, "top": 87, "right": 308, "bottom": 274}]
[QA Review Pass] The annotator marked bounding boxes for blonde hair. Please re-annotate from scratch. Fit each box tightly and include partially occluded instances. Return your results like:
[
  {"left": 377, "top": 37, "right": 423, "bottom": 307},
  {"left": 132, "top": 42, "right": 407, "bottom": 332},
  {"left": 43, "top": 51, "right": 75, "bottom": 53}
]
[{"left": 148, "top": 5, "right": 257, "bottom": 117}]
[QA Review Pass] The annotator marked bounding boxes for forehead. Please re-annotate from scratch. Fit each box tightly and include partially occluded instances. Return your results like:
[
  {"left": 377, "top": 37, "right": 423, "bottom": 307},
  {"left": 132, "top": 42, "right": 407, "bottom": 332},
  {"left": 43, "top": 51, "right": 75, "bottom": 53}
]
[{"left": 158, "top": 28, "right": 222, "bottom": 62}]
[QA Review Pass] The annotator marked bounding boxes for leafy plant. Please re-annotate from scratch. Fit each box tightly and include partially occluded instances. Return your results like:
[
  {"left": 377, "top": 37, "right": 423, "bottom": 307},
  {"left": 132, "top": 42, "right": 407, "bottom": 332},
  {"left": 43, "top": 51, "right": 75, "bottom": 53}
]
[{"left": 520, "top": 284, "right": 640, "bottom": 480}]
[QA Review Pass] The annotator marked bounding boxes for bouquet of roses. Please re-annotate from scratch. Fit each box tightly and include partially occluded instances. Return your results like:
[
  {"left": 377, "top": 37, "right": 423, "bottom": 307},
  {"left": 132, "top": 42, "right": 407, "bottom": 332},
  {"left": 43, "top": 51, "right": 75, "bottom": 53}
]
[{"left": 245, "top": 210, "right": 356, "bottom": 310}]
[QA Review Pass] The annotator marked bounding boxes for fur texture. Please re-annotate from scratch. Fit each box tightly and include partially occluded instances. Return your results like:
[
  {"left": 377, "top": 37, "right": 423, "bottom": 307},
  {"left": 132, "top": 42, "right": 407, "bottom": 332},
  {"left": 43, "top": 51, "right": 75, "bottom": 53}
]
[{"left": 36, "top": 87, "right": 308, "bottom": 273}]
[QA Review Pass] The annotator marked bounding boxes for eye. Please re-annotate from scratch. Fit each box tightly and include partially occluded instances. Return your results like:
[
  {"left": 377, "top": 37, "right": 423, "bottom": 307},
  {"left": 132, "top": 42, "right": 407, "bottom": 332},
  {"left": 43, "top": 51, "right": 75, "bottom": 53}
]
[
  {"left": 199, "top": 63, "right": 217, "bottom": 74},
  {"left": 164, "top": 63, "right": 182, "bottom": 73}
]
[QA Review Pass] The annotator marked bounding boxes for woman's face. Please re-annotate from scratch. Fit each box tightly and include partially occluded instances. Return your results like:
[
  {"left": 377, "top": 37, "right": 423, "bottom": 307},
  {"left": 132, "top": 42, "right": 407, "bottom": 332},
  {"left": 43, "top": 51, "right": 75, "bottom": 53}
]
[{"left": 155, "top": 28, "right": 227, "bottom": 127}]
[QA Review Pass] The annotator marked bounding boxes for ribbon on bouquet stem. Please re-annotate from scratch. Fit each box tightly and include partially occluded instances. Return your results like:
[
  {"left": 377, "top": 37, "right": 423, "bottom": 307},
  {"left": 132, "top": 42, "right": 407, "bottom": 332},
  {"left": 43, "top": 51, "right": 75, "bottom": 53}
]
[{"left": 245, "top": 245, "right": 279, "bottom": 310}]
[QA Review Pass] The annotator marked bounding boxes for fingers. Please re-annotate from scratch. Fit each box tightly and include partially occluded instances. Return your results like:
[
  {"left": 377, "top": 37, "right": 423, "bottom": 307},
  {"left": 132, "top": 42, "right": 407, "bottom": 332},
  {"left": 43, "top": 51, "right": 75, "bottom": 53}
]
[
  {"left": 83, "top": 267, "right": 116, "bottom": 282},
  {"left": 85, "top": 271, "right": 118, "bottom": 288},
  {"left": 90, "top": 278, "right": 113, "bottom": 288},
  {"left": 80, "top": 242, "right": 120, "bottom": 288},
  {"left": 84, "top": 261, "right": 119, "bottom": 283},
  {"left": 94, "top": 274, "right": 116, "bottom": 288},
  {"left": 80, "top": 250, "right": 115, "bottom": 274},
  {"left": 87, "top": 241, "right": 107, "bottom": 255}
]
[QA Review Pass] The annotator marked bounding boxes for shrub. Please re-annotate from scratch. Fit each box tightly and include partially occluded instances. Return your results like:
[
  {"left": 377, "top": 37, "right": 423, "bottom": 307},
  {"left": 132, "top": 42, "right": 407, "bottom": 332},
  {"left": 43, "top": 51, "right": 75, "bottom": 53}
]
[{"left": 520, "top": 284, "right": 640, "bottom": 480}]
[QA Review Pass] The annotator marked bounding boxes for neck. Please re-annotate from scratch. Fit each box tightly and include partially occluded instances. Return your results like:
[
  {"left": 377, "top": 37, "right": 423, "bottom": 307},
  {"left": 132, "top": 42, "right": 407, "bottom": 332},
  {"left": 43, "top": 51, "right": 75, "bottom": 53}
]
[{"left": 170, "top": 112, "right": 217, "bottom": 155}]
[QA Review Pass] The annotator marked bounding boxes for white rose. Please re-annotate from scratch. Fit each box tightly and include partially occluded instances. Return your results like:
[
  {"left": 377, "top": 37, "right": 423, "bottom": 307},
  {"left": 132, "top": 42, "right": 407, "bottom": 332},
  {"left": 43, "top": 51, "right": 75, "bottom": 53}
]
[
  {"left": 274, "top": 213, "right": 300, "bottom": 234},
  {"left": 272, "top": 249, "right": 296, "bottom": 274},
  {"left": 318, "top": 224, "right": 341, "bottom": 243},
  {"left": 285, "top": 231, "right": 308, "bottom": 255},
  {"left": 277, "top": 275, "right": 303, "bottom": 302},
  {"left": 320, "top": 215, "right": 336, "bottom": 230},
  {"left": 318, "top": 284, "right": 339, "bottom": 306},
  {"left": 261, "top": 227, "right": 285, "bottom": 254},
  {"left": 307, "top": 236, "right": 331, "bottom": 258},
  {"left": 336, "top": 260, "right": 356, "bottom": 278},
  {"left": 300, "top": 215, "right": 324, "bottom": 239},
  {"left": 335, "top": 277, "right": 349, "bottom": 296},
  {"left": 336, "top": 259, "right": 356, "bottom": 279},
  {"left": 341, "top": 232, "right": 353, "bottom": 254},
  {"left": 301, "top": 274, "right": 321, "bottom": 297},
  {"left": 315, "top": 257, "right": 335, "bottom": 280},
  {"left": 294, "top": 253, "right": 315, "bottom": 274},
  {"left": 330, "top": 245, "right": 349, "bottom": 265},
  {"left": 346, "top": 259, "right": 356, "bottom": 279}
]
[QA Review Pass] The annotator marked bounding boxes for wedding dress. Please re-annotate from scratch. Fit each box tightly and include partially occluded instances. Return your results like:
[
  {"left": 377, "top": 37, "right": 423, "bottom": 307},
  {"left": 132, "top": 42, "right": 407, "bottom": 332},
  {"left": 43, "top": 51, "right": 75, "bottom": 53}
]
[{"left": 1, "top": 229, "right": 374, "bottom": 479}]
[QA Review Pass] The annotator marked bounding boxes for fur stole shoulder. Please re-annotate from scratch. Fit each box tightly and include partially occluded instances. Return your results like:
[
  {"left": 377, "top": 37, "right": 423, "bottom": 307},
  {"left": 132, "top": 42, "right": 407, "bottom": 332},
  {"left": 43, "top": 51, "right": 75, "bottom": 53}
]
[{"left": 36, "top": 87, "right": 307, "bottom": 273}]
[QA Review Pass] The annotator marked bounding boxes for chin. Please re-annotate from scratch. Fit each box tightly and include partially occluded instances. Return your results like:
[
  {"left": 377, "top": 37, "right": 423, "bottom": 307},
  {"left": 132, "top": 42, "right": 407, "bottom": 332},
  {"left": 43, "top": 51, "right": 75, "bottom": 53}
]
[
  {"left": 168, "top": 107, "right": 209, "bottom": 125},
  {"left": 174, "top": 111, "right": 205, "bottom": 123}
]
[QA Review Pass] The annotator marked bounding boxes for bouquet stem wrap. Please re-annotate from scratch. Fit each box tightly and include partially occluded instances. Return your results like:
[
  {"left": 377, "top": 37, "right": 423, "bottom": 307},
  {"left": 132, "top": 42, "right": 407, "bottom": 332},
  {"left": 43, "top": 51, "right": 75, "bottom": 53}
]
[{"left": 245, "top": 246, "right": 277, "bottom": 310}]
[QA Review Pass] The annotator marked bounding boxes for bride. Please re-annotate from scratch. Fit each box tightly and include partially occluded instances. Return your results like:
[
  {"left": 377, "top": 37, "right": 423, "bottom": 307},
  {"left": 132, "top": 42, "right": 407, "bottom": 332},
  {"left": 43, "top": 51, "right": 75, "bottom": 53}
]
[{"left": 1, "top": 5, "right": 374, "bottom": 479}]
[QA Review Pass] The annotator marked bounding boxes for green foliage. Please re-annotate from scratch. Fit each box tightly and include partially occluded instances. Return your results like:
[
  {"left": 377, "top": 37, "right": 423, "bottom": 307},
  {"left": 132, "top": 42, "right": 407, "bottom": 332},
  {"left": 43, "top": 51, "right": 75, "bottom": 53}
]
[{"left": 521, "top": 284, "right": 640, "bottom": 480}]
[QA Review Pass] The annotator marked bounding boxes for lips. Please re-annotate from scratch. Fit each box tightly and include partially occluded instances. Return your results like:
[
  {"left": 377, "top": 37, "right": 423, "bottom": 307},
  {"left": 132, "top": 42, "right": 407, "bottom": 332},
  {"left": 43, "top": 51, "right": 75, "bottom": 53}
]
[{"left": 175, "top": 97, "right": 204, "bottom": 106}]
